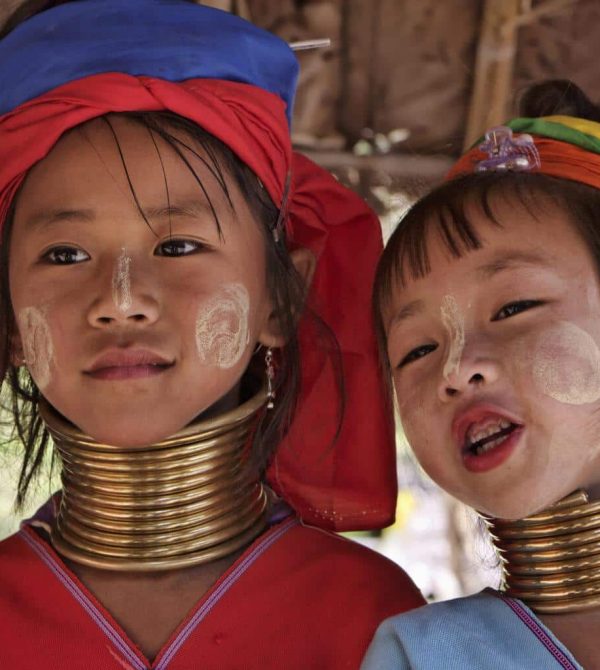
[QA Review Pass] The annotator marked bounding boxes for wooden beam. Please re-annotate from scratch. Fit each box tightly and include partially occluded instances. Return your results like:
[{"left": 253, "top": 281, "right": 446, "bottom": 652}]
[
  {"left": 300, "top": 149, "right": 453, "bottom": 180},
  {"left": 464, "top": 0, "right": 521, "bottom": 149}
]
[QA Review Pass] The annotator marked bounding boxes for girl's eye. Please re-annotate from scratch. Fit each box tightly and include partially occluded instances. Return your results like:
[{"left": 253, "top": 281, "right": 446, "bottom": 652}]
[
  {"left": 155, "top": 239, "right": 205, "bottom": 257},
  {"left": 43, "top": 246, "right": 90, "bottom": 265},
  {"left": 398, "top": 343, "right": 437, "bottom": 368},
  {"left": 492, "top": 299, "right": 544, "bottom": 321}
]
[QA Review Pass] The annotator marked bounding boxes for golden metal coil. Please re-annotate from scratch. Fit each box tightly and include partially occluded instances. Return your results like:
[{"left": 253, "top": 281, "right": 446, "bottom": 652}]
[
  {"left": 64, "top": 485, "right": 257, "bottom": 533},
  {"left": 50, "top": 515, "right": 266, "bottom": 572},
  {"left": 40, "top": 385, "right": 270, "bottom": 571},
  {"left": 498, "top": 540, "right": 600, "bottom": 564},
  {"left": 507, "top": 565, "right": 600, "bottom": 589},
  {"left": 62, "top": 486, "right": 243, "bottom": 523},
  {"left": 58, "top": 435, "right": 246, "bottom": 469},
  {"left": 487, "top": 489, "right": 600, "bottom": 613},
  {"left": 61, "top": 473, "right": 247, "bottom": 510},
  {"left": 58, "top": 488, "right": 266, "bottom": 550},
  {"left": 55, "top": 494, "right": 265, "bottom": 558},
  {"left": 501, "top": 553, "right": 600, "bottom": 576},
  {"left": 496, "top": 526, "right": 600, "bottom": 552},
  {"left": 491, "top": 513, "right": 600, "bottom": 540},
  {"left": 61, "top": 461, "right": 244, "bottom": 497},
  {"left": 521, "top": 593, "right": 600, "bottom": 614}
]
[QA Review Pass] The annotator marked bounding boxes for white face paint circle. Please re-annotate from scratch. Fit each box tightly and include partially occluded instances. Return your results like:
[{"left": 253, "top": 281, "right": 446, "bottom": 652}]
[
  {"left": 195, "top": 283, "right": 251, "bottom": 369},
  {"left": 112, "top": 248, "right": 132, "bottom": 313},
  {"left": 532, "top": 321, "right": 600, "bottom": 405},
  {"left": 440, "top": 294, "right": 465, "bottom": 380},
  {"left": 17, "top": 306, "right": 54, "bottom": 390}
]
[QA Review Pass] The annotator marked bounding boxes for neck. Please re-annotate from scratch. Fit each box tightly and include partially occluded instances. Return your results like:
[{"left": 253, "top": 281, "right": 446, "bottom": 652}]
[
  {"left": 486, "top": 489, "right": 600, "bottom": 614},
  {"left": 40, "top": 385, "right": 269, "bottom": 572}
]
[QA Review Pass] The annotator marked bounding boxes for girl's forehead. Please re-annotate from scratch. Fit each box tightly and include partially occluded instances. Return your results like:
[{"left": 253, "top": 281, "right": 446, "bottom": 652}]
[
  {"left": 382, "top": 200, "right": 586, "bottom": 320},
  {"left": 14, "top": 115, "right": 233, "bottom": 219}
]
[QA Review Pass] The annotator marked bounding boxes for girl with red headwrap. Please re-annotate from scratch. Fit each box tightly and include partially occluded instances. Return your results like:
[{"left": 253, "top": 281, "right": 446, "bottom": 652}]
[
  {"left": 0, "top": 1, "right": 424, "bottom": 668},
  {"left": 363, "top": 80, "right": 600, "bottom": 669}
]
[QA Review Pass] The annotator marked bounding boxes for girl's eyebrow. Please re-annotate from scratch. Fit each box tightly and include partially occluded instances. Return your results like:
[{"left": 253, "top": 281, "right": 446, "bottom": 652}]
[
  {"left": 24, "top": 199, "right": 214, "bottom": 229},
  {"left": 475, "top": 250, "right": 553, "bottom": 279},
  {"left": 143, "top": 199, "right": 214, "bottom": 220},
  {"left": 388, "top": 299, "right": 426, "bottom": 328},
  {"left": 25, "top": 208, "right": 96, "bottom": 229}
]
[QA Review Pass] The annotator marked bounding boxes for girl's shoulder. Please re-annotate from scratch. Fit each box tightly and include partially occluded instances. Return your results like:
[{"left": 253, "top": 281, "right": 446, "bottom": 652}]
[
  {"left": 360, "top": 590, "right": 582, "bottom": 670},
  {"left": 262, "top": 520, "right": 425, "bottom": 611}
]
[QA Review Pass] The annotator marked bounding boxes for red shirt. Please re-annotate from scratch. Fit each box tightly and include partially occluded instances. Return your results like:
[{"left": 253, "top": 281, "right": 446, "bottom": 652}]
[{"left": 0, "top": 517, "right": 424, "bottom": 669}]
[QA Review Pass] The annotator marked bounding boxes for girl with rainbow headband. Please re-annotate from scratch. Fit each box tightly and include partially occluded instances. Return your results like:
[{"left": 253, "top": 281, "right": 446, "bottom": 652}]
[
  {"left": 362, "top": 80, "right": 600, "bottom": 670},
  {"left": 0, "top": 1, "right": 424, "bottom": 668}
]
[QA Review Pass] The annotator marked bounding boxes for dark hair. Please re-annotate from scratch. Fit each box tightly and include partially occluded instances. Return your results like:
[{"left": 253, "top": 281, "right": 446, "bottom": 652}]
[{"left": 374, "top": 80, "right": 600, "bottom": 364}]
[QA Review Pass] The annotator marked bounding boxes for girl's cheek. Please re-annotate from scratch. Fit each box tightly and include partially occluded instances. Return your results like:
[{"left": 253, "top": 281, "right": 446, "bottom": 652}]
[
  {"left": 17, "top": 306, "right": 55, "bottom": 390},
  {"left": 195, "top": 282, "right": 251, "bottom": 369},
  {"left": 112, "top": 248, "right": 132, "bottom": 313},
  {"left": 529, "top": 321, "right": 600, "bottom": 405}
]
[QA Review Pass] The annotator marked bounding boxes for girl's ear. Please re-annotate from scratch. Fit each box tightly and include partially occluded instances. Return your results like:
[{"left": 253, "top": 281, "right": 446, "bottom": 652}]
[{"left": 257, "top": 247, "right": 316, "bottom": 348}]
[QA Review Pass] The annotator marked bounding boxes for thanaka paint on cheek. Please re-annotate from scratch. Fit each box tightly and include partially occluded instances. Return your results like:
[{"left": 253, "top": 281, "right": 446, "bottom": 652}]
[
  {"left": 440, "top": 295, "right": 465, "bottom": 379},
  {"left": 195, "top": 283, "right": 251, "bottom": 369},
  {"left": 17, "top": 306, "right": 54, "bottom": 390},
  {"left": 532, "top": 321, "right": 600, "bottom": 405},
  {"left": 112, "top": 248, "right": 132, "bottom": 313}
]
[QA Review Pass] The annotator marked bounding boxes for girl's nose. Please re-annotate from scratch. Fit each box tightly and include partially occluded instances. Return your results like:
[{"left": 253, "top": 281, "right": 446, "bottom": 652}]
[
  {"left": 87, "top": 254, "right": 160, "bottom": 328},
  {"left": 437, "top": 345, "right": 501, "bottom": 402}
]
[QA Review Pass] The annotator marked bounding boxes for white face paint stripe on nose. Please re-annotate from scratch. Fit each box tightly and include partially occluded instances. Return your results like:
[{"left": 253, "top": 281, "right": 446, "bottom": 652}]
[
  {"left": 440, "top": 295, "right": 465, "bottom": 381},
  {"left": 112, "top": 248, "right": 132, "bottom": 313}
]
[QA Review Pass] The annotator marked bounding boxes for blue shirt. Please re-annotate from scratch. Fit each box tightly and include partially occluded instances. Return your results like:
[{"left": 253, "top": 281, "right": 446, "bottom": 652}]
[{"left": 361, "top": 590, "right": 582, "bottom": 669}]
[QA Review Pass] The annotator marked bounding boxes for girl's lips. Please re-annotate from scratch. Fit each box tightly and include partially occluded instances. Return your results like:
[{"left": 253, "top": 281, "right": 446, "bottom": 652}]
[
  {"left": 85, "top": 348, "right": 174, "bottom": 380},
  {"left": 86, "top": 364, "right": 172, "bottom": 381},
  {"left": 452, "top": 403, "right": 524, "bottom": 473},
  {"left": 461, "top": 425, "right": 524, "bottom": 473}
]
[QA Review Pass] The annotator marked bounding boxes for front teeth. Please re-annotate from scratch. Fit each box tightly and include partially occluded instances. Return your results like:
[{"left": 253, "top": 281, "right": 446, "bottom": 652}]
[
  {"left": 472, "top": 434, "right": 506, "bottom": 455},
  {"left": 467, "top": 419, "right": 511, "bottom": 446}
]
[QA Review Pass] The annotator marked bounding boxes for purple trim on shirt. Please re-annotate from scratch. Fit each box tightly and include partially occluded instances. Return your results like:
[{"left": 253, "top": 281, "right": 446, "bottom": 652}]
[
  {"left": 155, "top": 516, "right": 299, "bottom": 670},
  {"left": 20, "top": 528, "right": 148, "bottom": 670},
  {"left": 497, "top": 594, "right": 579, "bottom": 670}
]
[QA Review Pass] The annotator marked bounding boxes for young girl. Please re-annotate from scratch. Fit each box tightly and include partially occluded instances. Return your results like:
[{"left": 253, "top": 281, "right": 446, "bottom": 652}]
[
  {"left": 362, "top": 80, "right": 600, "bottom": 670},
  {"left": 0, "top": 1, "right": 424, "bottom": 668}
]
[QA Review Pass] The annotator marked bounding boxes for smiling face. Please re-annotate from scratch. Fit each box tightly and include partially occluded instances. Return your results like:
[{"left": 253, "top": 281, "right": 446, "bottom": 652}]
[
  {"left": 8, "top": 115, "right": 281, "bottom": 446},
  {"left": 382, "top": 193, "right": 600, "bottom": 519}
]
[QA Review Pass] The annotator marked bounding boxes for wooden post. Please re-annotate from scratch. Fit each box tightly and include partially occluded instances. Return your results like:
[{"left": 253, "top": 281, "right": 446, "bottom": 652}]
[{"left": 463, "top": 0, "right": 520, "bottom": 149}]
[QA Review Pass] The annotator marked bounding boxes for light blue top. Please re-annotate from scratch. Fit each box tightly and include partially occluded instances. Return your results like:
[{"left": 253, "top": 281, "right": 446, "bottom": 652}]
[{"left": 361, "top": 590, "right": 582, "bottom": 670}]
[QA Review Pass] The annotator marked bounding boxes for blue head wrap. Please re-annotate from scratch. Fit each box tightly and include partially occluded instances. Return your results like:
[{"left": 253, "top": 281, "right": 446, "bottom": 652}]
[{"left": 0, "top": 0, "right": 298, "bottom": 123}]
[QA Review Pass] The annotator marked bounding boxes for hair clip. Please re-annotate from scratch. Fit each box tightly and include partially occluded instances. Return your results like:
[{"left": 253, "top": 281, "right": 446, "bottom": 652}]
[
  {"left": 475, "top": 126, "right": 540, "bottom": 173},
  {"left": 272, "top": 171, "right": 291, "bottom": 243}
]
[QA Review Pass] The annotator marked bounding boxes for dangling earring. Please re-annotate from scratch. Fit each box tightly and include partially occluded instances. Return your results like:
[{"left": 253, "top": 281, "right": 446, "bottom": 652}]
[{"left": 265, "top": 347, "right": 275, "bottom": 410}]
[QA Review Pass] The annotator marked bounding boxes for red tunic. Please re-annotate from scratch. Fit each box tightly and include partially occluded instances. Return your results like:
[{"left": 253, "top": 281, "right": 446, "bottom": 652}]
[{"left": 0, "top": 517, "right": 424, "bottom": 669}]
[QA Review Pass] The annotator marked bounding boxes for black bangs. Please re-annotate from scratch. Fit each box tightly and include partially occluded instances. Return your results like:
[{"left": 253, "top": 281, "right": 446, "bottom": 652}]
[{"left": 375, "top": 171, "right": 597, "bottom": 312}]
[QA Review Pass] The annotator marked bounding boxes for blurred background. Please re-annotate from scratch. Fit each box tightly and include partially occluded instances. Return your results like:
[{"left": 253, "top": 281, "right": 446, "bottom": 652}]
[{"left": 0, "top": 0, "right": 596, "bottom": 601}]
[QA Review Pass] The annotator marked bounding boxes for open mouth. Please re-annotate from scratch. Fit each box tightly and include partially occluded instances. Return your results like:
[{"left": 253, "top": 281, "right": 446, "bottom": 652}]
[{"left": 463, "top": 420, "right": 520, "bottom": 456}]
